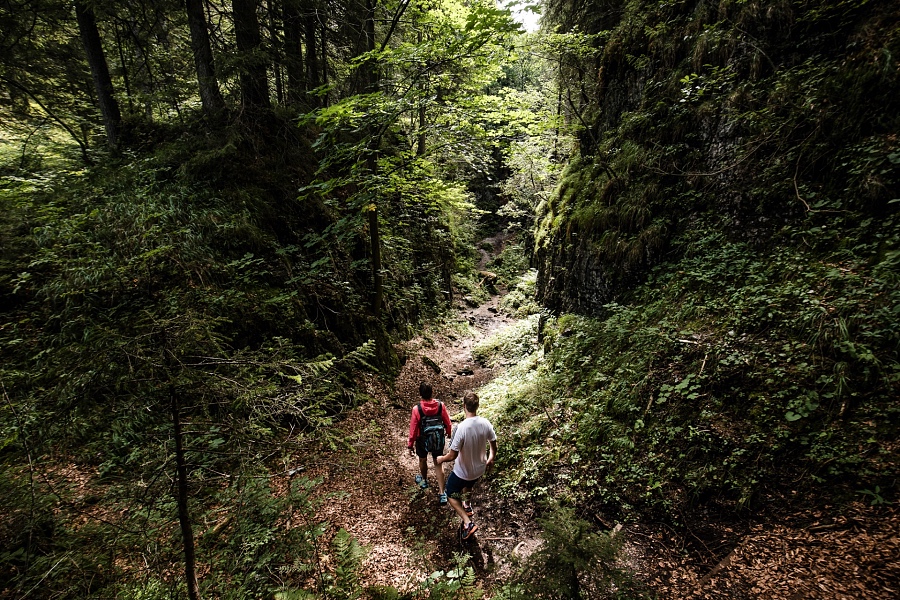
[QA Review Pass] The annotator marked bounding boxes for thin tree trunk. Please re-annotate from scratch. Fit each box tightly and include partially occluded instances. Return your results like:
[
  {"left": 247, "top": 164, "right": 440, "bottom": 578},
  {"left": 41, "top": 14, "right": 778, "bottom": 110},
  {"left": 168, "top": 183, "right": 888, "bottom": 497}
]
[
  {"left": 266, "top": 0, "right": 283, "bottom": 104},
  {"left": 113, "top": 23, "right": 133, "bottom": 113},
  {"left": 554, "top": 59, "right": 562, "bottom": 158},
  {"left": 283, "top": 0, "right": 303, "bottom": 103},
  {"left": 232, "top": 0, "right": 271, "bottom": 110},
  {"left": 416, "top": 102, "right": 426, "bottom": 155},
  {"left": 171, "top": 387, "right": 201, "bottom": 600},
  {"left": 368, "top": 199, "right": 383, "bottom": 317},
  {"left": 360, "top": 0, "right": 381, "bottom": 315},
  {"left": 126, "top": 20, "right": 156, "bottom": 119},
  {"left": 74, "top": 0, "right": 122, "bottom": 148},
  {"left": 304, "top": 8, "right": 319, "bottom": 105},
  {"left": 416, "top": 30, "right": 426, "bottom": 156},
  {"left": 185, "top": 0, "right": 225, "bottom": 115},
  {"left": 319, "top": 21, "right": 328, "bottom": 104},
  {"left": 364, "top": 0, "right": 376, "bottom": 90}
]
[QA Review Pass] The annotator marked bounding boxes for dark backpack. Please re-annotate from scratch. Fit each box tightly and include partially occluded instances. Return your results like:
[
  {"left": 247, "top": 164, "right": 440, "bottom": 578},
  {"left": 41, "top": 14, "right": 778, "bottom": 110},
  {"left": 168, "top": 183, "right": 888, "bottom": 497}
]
[{"left": 418, "top": 401, "right": 445, "bottom": 454}]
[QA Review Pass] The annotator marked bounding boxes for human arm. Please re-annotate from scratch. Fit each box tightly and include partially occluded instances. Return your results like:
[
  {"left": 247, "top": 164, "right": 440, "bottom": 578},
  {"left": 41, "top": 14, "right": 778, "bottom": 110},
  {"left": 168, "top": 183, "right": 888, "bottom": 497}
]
[
  {"left": 441, "top": 402, "right": 452, "bottom": 438},
  {"left": 436, "top": 448, "right": 458, "bottom": 465},
  {"left": 486, "top": 440, "right": 497, "bottom": 469},
  {"left": 407, "top": 406, "right": 420, "bottom": 453}
]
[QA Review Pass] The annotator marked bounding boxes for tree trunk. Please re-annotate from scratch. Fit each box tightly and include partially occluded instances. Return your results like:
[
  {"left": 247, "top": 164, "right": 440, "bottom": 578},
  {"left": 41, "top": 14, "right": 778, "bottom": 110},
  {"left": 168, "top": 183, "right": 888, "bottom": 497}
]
[
  {"left": 171, "top": 387, "right": 201, "bottom": 600},
  {"left": 368, "top": 200, "right": 383, "bottom": 317},
  {"left": 232, "top": 0, "right": 271, "bottom": 110},
  {"left": 304, "top": 7, "right": 319, "bottom": 105},
  {"left": 113, "top": 23, "right": 133, "bottom": 113},
  {"left": 364, "top": 0, "right": 376, "bottom": 90},
  {"left": 360, "top": 1, "right": 380, "bottom": 314},
  {"left": 266, "top": 0, "right": 284, "bottom": 104},
  {"left": 319, "top": 20, "right": 328, "bottom": 103},
  {"left": 74, "top": 0, "right": 122, "bottom": 148},
  {"left": 416, "top": 30, "right": 426, "bottom": 156},
  {"left": 185, "top": 0, "right": 225, "bottom": 115},
  {"left": 283, "top": 0, "right": 303, "bottom": 104}
]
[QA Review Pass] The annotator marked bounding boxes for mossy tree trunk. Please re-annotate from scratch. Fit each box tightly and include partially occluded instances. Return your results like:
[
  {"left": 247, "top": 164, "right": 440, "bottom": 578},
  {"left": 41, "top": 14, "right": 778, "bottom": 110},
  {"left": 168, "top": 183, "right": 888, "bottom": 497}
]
[
  {"left": 185, "top": 0, "right": 225, "bottom": 115},
  {"left": 232, "top": 0, "right": 271, "bottom": 111},
  {"left": 74, "top": 0, "right": 121, "bottom": 148}
]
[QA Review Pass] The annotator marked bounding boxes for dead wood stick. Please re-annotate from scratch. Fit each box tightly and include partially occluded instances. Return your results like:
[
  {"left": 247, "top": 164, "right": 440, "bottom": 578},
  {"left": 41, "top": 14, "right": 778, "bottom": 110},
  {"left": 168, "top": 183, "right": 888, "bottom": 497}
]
[{"left": 699, "top": 548, "right": 737, "bottom": 586}]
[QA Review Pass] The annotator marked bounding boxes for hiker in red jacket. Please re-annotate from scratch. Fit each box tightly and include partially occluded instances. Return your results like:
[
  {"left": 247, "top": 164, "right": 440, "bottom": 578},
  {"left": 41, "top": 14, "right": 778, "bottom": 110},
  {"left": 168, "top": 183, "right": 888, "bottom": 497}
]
[{"left": 408, "top": 382, "right": 452, "bottom": 504}]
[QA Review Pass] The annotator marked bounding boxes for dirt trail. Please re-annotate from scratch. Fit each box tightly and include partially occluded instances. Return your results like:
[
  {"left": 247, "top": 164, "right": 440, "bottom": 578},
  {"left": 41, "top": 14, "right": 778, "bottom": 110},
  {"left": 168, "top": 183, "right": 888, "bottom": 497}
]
[{"left": 301, "top": 287, "right": 538, "bottom": 593}]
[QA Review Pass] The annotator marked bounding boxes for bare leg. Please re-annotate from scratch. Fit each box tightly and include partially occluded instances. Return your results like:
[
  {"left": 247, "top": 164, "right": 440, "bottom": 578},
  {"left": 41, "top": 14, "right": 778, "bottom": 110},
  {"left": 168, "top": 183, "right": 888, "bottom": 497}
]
[
  {"left": 418, "top": 456, "right": 428, "bottom": 481},
  {"left": 433, "top": 455, "right": 447, "bottom": 494},
  {"left": 447, "top": 496, "right": 471, "bottom": 526}
]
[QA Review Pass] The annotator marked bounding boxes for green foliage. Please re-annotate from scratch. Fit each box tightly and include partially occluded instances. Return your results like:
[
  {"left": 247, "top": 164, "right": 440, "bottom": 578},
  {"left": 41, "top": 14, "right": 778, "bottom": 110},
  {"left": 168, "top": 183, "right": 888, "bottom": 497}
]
[
  {"left": 498, "top": 269, "right": 541, "bottom": 317},
  {"left": 488, "top": 243, "right": 531, "bottom": 288},
  {"left": 473, "top": 313, "right": 540, "bottom": 367},
  {"left": 483, "top": 216, "right": 899, "bottom": 517},
  {"left": 422, "top": 552, "right": 484, "bottom": 600},
  {"left": 326, "top": 528, "right": 368, "bottom": 600},
  {"left": 421, "top": 552, "right": 482, "bottom": 600},
  {"left": 0, "top": 118, "right": 394, "bottom": 598},
  {"left": 201, "top": 475, "right": 326, "bottom": 599},
  {"left": 497, "top": 507, "right": 631, "bottom": 600}
]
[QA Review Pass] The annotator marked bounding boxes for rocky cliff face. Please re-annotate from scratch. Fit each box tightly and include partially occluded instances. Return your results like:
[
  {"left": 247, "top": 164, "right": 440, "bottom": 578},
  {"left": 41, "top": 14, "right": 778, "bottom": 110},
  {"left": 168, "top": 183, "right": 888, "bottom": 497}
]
[{"left": 537, "top": 0, "right": 899, "bottom": 315}]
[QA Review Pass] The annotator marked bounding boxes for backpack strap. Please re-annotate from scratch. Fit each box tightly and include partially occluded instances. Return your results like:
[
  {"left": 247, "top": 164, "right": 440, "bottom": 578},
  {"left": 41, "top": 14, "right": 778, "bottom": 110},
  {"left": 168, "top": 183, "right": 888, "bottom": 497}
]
[{"left": 417, "top": 401, "right": 443, "bottom": 436}]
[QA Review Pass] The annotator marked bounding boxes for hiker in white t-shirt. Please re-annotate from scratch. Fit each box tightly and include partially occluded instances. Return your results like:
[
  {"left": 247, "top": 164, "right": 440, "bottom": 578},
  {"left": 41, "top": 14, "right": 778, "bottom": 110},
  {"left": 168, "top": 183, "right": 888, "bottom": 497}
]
[{"left": 436, "top": 392, "right": 497, "bottom": 540}]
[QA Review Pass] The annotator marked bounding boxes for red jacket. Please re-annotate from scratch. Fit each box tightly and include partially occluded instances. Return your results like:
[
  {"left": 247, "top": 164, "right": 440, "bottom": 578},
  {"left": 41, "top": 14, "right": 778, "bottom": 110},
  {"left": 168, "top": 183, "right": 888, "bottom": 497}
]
[{"left": 407, "top": 398, "right": 452, "bottom": 449}]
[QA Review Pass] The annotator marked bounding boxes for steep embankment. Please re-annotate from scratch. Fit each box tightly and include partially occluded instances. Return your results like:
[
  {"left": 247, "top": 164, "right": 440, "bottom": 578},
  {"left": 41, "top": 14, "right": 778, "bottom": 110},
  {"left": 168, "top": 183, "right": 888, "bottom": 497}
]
[
  {"left": 525, "top": 0, "right": 898, "bottom": 518},
  {"left": 538, "top": 0, "right": 899, "bottom": 311}
]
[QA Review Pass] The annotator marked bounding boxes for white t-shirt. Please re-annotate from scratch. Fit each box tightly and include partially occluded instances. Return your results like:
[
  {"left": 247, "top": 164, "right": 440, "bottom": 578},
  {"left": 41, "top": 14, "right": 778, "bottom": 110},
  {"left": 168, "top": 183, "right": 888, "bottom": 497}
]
[{"left": 449, "top": 416, "right": 497, "bottom": 481}]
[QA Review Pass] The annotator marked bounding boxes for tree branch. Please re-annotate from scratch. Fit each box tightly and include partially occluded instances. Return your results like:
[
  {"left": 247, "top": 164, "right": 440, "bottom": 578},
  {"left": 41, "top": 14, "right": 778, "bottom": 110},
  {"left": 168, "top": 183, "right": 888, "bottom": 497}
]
[{"left": 0, "top": 76, "right": 90, "bottom": 163}]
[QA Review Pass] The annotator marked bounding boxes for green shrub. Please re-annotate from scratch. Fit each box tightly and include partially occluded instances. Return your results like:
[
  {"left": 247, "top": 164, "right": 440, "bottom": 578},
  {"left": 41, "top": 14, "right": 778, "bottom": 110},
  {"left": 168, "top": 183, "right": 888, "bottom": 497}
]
[
  {"left": 498, "top": 269, "right": 541, "bottom": 317},
  {"left": 483, "top": 221, "right": 899, "bottom": 516},
  {"left": 498, "top": 507, "right": 633, "bottom": 600}
]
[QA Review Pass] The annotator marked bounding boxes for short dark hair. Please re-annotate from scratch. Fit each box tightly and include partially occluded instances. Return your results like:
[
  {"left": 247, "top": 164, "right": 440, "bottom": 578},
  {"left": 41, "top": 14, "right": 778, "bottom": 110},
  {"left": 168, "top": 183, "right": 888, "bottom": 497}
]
[
  {"left": 419, "top": 382, "right": 433, "bottom": 399},
  {"left": 463, "top": 392, "right": 479, "bottom": 413}
]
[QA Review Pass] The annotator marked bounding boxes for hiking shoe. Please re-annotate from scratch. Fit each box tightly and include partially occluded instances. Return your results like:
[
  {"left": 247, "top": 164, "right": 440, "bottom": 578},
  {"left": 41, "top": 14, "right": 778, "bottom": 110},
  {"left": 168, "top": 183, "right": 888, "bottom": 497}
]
[
  {"left": 439, "top": 492, "right": 448, "bottom": 505},
  {"left": 462, "top": 501, "right": 474, "bottom": 517},
  {"left": 461, "top": 522, "right": 478, "bottom": 540},
  {"left": 415, "top": 475, "right": 428, "bottom": 489}
]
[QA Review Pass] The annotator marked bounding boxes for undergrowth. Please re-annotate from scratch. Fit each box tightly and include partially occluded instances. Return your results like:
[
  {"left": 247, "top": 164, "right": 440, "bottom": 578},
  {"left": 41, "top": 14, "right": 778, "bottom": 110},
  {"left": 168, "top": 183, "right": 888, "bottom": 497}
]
[
  {"left": 479, "top": 220, "right": 899, "bottom": 520},
  {"left": 498, "top": 269, "right": 541, "bottom": 318},
  {"left": 0, "top": 116, "right": 463, "bottom": 598}
]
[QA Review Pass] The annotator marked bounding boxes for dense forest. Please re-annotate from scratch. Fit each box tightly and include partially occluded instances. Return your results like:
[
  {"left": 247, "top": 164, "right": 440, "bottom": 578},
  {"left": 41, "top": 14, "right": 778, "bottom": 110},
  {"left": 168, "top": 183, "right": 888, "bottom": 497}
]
[{"left": 1, "top": 0, "right": 897, "bottom": 598}]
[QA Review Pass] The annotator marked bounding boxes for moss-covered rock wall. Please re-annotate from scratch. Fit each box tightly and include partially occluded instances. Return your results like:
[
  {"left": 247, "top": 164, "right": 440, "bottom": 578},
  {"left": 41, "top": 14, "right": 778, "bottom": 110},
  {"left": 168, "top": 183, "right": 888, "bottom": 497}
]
[{"left": 537, "top": 0, "right": 900, "bottom": 314}]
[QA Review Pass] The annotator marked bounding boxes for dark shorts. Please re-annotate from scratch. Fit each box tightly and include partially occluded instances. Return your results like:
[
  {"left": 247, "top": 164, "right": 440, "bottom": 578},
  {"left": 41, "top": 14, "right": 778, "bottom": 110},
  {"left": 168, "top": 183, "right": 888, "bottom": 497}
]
[
  {"left": 445, "top": 471, "right": 480, "bottom": 498},
  {"left": 414, "top": 437, "right": 442, "bottom": 459}
]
